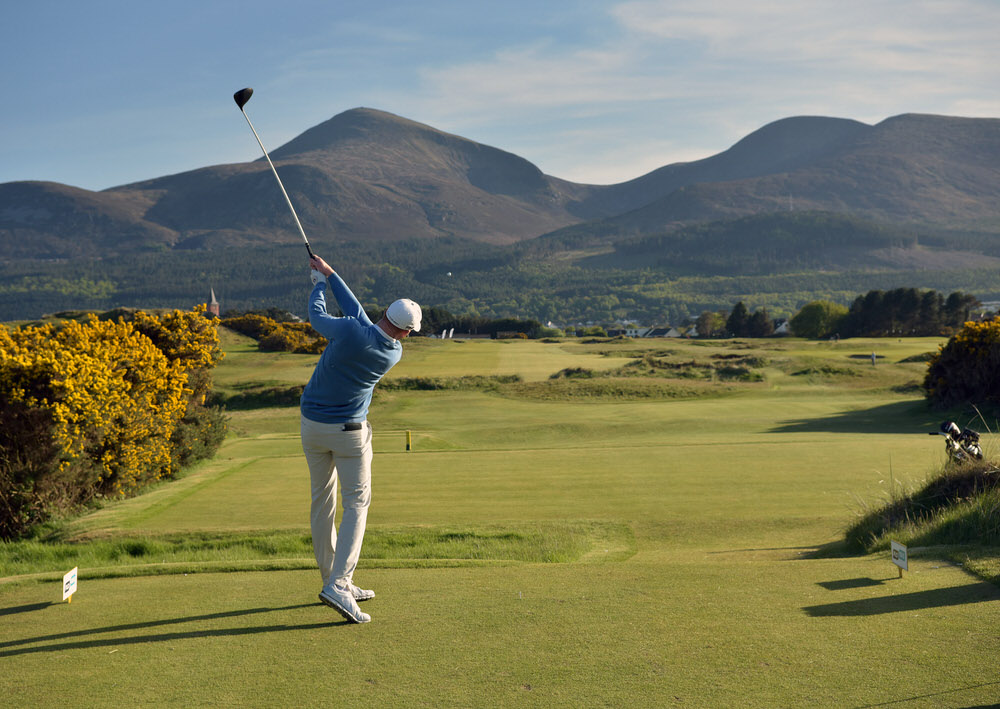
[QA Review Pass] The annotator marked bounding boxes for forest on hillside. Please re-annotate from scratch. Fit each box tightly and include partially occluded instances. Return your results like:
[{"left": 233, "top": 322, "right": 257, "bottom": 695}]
[{"left": 3, "top": 212, "right": 1000, "bottom": 326}]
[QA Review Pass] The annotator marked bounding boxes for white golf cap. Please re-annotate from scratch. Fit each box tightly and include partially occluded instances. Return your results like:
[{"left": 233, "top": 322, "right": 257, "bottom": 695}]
[{"left": 386, "top": 298, "right": 422, "bottom": 331}]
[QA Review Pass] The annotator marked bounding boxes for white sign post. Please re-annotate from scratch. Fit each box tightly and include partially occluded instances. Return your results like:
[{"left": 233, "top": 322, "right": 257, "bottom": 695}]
[
  {"left": 63, "top": 566, "right": 78, "bottom": 603},
  {"left": 890, "top": 541, "right": 908, "bottom": 578}
]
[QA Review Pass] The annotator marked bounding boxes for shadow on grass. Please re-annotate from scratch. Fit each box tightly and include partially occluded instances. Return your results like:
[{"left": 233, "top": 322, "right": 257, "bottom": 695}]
[
  {"left": 0, "top": 601, "right": 54, "bottom": 617},
  {"left": 706, "top": 542, "right": 851, "bottom": 559},
  {"left": 803, "top": 581, "right": 999, "bottom": 617},
  {"left": 769, "top": 400, "right": 937, "bottom": 435},
  {"left": 816, "top": 577, "right": 892, "bottom": 590},
  {"left": 856, "top": 681, "right": 1000, "bottom": 708},
  {"left": 0, "top": 602, "right": 346, "bottom": 657}
]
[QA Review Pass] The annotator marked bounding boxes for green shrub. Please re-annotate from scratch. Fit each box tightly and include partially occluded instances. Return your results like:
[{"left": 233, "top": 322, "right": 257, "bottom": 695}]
[
  {"left": 170, "top": 406, "right": 229, "bottom": 468},
  {"left": 790, "top": 300, "right": 848, "bottom": 338},
  {"left": 550, "top": 367, "right": 594, "bottom": 379}
]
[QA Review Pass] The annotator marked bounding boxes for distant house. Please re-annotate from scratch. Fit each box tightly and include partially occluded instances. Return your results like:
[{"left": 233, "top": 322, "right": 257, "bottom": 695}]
[
  {"left": 773, "top": 319, "right": 791, "bottom": 335},
  {"left": 626, "top": 327, "right": 651, "bottom": 338},
  {"left": 645, "top": 327, "right": 674, "bottom": 338},
  {"left": 207, "top": 287, "right": 220, "bottom": 317}
]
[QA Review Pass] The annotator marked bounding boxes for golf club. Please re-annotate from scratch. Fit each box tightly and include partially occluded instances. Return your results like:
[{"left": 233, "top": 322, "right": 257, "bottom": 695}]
[{"left": 233, "top": 87, "right": 315, "bottom": 258}]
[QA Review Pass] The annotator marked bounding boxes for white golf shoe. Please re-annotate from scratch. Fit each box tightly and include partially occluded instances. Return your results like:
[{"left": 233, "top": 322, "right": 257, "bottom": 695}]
[
  {"left": 319, "top": 583, "right": 371, "bottom": 624},
  {"left": 350, "top": 582, "right": 375, "bottom": 602}
]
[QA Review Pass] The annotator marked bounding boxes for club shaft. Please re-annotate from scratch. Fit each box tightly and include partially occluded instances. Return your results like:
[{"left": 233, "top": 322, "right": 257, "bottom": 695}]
[{"left": 239, "top": 109, "right": 314, "bottom": 257}]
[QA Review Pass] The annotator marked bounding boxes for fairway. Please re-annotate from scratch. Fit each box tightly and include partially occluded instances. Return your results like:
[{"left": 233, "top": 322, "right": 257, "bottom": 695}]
[{"left": 4, "top": 335, "right": 1000, "bottom": 707}]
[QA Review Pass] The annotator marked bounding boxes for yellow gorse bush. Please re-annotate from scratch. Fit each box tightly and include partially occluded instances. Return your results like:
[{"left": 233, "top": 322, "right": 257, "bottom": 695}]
[
  {"left": 221, "top": 313, "right": 326, "bottom": 354},
  {"left": 1, "top": 308, "right": 224, "bottom": 503},
  {"left": 132, "top": 305, "right": 222, "bottom": 375},
  {"left": 0, "top": 317, "right": 187, "bottom": 496},
  {"left": 924, "top": 317, "right": 1000, "bottom": 408},
  {"left": 132, "top": 305, "right": 224, "bottom": 405}
]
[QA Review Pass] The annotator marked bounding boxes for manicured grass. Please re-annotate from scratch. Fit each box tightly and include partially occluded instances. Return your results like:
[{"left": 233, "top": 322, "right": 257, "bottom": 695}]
[{"left": 4, "top": 335, "right": 1000, "bottom": 707}]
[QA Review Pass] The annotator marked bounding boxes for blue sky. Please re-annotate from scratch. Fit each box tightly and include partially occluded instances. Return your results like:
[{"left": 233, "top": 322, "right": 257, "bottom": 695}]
[{"left": 2, "top": 0, "right": 998, "bottom": 191}]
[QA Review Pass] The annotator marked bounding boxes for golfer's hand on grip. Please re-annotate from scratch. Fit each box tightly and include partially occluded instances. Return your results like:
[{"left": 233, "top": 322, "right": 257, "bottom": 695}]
[{"left": 310, "top": 255, "right": 335, "bottom": 278}]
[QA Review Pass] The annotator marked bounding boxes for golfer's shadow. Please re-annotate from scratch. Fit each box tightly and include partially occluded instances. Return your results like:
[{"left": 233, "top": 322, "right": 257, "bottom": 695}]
[{"left": 0, "top": 601, "right": 347, "bottom": 658}]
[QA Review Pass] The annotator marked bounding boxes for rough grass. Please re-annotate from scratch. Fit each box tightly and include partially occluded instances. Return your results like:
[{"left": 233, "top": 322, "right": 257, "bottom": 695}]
[
  {"left": 378, "top": 375, "right": 522, "bottom": 391},
  {"left": 207, "top": 384, "right": 305, "bottom": 410},
  {"left": 0, "top": 522, "right": 634, "bottom": 583},
  {"left": 845, "top": 460, "right": 1000, "bottom": 552},
  {"left": 505, "top": 376, "right": 731, "bottom": 400}
]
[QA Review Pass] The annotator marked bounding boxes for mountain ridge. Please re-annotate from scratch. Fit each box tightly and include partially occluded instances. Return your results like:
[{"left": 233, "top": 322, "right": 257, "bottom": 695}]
[{"left": 2, "top": 109, "right": 1000, "bottom": 262}]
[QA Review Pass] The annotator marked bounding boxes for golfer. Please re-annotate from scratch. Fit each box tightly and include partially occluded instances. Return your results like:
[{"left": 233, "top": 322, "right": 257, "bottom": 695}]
[{"left": 301, "top": 254, "right": 421, "bottom": 623}]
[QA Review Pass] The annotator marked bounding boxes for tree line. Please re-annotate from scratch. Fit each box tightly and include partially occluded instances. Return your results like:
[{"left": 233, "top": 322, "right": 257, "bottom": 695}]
[
  {"left": 694, "top": 288, "right": 980, "bottom": 340},
  {"left": 790, "top": 288, "right": 979, "bottom": 339},
  {"left": 695, "top": 302, "right": 777, "bottom": 338},
  {"left": 5, "top": 233, "right": 1000, "bottom": 327}
]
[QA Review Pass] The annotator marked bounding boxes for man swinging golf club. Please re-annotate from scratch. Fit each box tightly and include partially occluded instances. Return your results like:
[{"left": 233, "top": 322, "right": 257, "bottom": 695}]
[{"left": 301, "top": 253, "right": 421, "bottom": 623}]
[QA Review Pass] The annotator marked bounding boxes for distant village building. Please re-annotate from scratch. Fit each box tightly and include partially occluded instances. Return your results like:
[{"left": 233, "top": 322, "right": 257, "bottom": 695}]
[
  {"left": 645, "top": 327, "right": 675, "bottom": 338},
  {"left": 207, "top": 287, "right": 220, "bottom": 317}
]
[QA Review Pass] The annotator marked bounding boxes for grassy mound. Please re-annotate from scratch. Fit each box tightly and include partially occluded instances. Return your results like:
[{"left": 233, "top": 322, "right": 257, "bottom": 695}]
[{"left": 846, "top": 460, "right": 1000, "bottom": 554}]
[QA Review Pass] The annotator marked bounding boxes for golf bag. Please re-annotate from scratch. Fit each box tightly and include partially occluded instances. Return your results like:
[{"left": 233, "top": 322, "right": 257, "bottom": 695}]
[{"left": 929, "top": 421, "right": 983, "bottom": 463}]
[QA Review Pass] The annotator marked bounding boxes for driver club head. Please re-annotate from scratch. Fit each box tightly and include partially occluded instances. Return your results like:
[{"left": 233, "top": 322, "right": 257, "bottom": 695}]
[{"left": 233, "top": 87, "right": 254, "bottom": 110}]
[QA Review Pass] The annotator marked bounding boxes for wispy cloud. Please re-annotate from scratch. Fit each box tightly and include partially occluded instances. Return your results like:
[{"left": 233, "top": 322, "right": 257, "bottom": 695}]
[
  {"left": 394, "top": 0, "right": 1000, "bottom": 182},
  {"left": 2, "top": 0, "right": 998, "bottom": 188}
]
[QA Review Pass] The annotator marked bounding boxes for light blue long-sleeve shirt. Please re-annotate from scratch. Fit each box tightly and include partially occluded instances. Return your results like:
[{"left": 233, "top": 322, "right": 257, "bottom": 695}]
[{"left": 300, "top": 272, "right": 402, "bottom": 424}]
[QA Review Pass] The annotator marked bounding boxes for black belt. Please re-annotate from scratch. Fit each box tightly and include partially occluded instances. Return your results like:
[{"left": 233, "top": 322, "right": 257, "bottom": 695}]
[{"left": 342, "top": 422, "right": 364, "bottom": 431}]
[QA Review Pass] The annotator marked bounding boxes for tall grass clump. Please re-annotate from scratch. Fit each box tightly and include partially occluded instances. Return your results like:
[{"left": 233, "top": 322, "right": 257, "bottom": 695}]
[{"left": 845, "top": 459, "right": 1000, "bottom": 553}]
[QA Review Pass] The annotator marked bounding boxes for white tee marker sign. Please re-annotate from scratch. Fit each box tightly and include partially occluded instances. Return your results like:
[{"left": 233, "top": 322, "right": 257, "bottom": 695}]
[
  {"left": 63, "top": 567, "right": 78, "bottom": 603},
  {"left": 890, "top": 541, "right": 908, "bottom": 578}
]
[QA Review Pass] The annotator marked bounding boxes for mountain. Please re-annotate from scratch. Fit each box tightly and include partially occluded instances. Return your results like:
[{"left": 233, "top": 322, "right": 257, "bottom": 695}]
[
  {"left": 0, "top": 109, "right": 600, "bottom": 259},
  {"left": 566, "top": 115, "right": 872, "bottom": 218},
  {"left": 2, "top": 109, "right": 1000, "bottom": 266},
  {"left": 554, "top": 114, "right": 1000, "bottom": 242}
]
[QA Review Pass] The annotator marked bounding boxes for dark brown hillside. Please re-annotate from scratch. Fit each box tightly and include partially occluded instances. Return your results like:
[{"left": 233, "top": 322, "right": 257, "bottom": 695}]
[
  {"left": 119, "top": 163, "right": 444, "bottom": 247},
  {"left": 0, "top": 181, "right": 175, "bottom": 258},
  {"left": 110, "top": 108, "right": 593, "bottom": 247},
  {"left": 269, "top": 107, "right": 554, "bottom": 197},
  {"left": 552, "top": 113, "right": 1000, "bottom": 241},
  {"left": 568, "top": 116, "right": 870, "bottom": 218}
]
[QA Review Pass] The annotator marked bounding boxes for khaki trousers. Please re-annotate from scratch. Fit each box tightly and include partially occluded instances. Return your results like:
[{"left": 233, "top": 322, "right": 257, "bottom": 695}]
[{"left": 300, "top": 416, "right": 373, "bottom": 588}]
